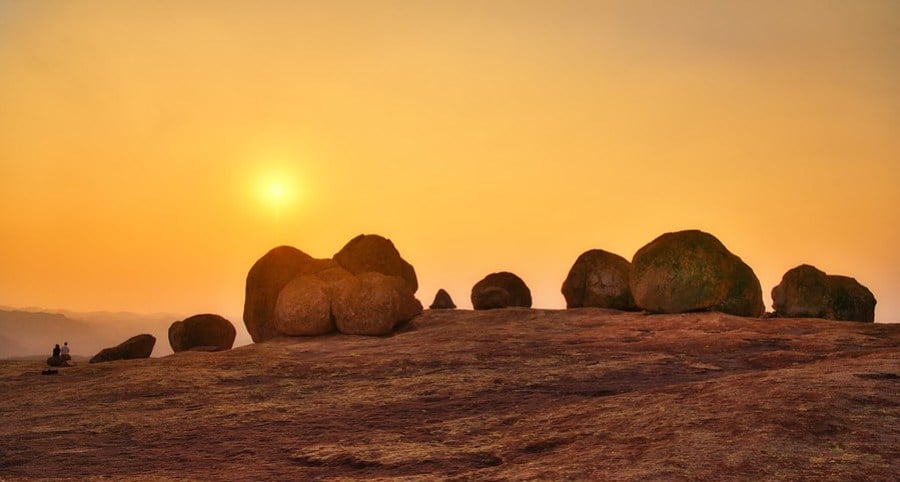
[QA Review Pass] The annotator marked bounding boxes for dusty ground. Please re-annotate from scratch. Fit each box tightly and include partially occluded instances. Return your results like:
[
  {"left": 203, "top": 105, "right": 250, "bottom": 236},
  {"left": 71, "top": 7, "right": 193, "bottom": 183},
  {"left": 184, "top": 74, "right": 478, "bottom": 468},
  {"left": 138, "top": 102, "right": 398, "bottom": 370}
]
[{"left": 1, "top": 309, "right": 898, "bottom": 481}]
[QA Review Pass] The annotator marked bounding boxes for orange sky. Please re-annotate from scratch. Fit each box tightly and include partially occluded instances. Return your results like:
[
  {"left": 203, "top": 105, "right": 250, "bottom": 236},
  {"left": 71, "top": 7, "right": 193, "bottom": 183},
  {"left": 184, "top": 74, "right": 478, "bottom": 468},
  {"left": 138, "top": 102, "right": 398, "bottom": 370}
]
[{"left": 1, "top": 1, "right": 898, "bottom": 324}]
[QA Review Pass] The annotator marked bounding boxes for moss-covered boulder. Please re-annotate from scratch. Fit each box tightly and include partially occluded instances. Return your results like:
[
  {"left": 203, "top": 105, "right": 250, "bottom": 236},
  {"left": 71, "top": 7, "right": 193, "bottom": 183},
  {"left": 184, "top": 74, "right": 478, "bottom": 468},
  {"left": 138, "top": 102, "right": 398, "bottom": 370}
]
[
  {"left": 772, "top": 265, "right": 876, "bottom": 322},
  {"left": 630, "top": 230, "right": 764, "bottom": 316}
]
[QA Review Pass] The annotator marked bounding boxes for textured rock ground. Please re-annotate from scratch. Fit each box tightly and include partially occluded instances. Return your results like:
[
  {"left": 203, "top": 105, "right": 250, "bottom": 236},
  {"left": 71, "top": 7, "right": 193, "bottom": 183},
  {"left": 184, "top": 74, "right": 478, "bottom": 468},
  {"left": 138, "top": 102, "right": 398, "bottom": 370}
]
[{"left": 1, "top": 310, "right": 897, "bottom": 480}]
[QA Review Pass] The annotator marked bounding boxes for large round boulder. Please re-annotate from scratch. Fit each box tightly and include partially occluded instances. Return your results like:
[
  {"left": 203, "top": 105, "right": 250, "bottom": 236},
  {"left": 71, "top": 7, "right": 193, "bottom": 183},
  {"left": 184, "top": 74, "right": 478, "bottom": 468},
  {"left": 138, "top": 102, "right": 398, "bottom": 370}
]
[
  {"left": 333, "top": 234, "right": 418, "bottom": 292},
  {"left": 332, "top": 272, "right": 423, "bottom": 336},
  {"left": 243, "top": 246, "right": 336, "bottom": 342},
  {"left": 630, "top": 230, "right": 764, "bottom": 316},
  {"left": 429, "top": 289, "right": 457, "bottom": 309},
  {"left": 89, "top": 334, "right": 156, "bottom": 364},
  {"left": 772, "top": 264, "right": 876, "bottom": 322},
  {"left": 561, "top": 249, "right": 636, "bottom": 310},
  {"left": 471, "top": 272, "right": 532, "bottom": 310},
  {"left": 274, "top": 275, "right": 335, "bottom": 336},
  {"left": 169, "top": 314, "right": 236, "bottom": 352}
]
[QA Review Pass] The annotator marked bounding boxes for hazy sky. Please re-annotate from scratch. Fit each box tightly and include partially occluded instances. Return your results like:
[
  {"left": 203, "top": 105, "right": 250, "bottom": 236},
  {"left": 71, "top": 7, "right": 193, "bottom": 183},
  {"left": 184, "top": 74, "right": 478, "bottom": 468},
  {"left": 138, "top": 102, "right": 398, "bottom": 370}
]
[{"left": 1, "top": 1, "right": 898, "bottom": 323}]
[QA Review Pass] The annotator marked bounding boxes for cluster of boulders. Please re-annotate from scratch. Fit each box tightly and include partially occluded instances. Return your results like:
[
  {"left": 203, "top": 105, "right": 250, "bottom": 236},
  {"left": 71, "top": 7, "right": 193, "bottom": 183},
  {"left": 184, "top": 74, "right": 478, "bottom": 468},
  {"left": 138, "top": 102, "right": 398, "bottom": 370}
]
[
  {"left": 243, "top": 234, "right": 423, "bottom": 339},
  {"left": 559, "top": 229, "right": 876, "bottom": 322}
]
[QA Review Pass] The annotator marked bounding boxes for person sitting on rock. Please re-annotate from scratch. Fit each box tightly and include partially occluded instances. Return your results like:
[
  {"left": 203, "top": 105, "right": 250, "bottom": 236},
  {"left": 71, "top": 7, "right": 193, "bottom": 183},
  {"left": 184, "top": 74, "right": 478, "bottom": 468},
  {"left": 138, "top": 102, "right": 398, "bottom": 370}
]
[
  {"left": 52, "top": 344, "right": 61, "bottom": 358},
  {"left": 60, "top": 342, "right": 70, "bottom": 357}
]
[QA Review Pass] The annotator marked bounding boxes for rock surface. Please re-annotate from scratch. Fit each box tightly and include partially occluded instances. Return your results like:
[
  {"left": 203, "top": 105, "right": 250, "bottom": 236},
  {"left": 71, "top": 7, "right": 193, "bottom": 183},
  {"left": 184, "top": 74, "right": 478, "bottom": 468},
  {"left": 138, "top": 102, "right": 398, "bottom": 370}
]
[
  {"left": 333, "top": 234, "right": 418, "bottom": 292},
  {"left": 772, "top": 264, "right": 876, "bottom": 322},
  {"left": 45, "top": 355, "right": 72, "bottom": 367},
  {"left": 89, "top": 334, "right": 156, "bottom": 364},
  {"left": 3, "top": 310, "right": 897, "bottom": 480},
  {"left": 471, "top": 272, "right": 532, "bottom": 310},
  {"left": 243, "top": 246, "right": 336, "bottom": 342},
  {"left": 169, "top": 314, "right": 236, "bottom": 353},
  {"left": 332, "top": 272, "right": 423, "bottom": 335},
  {"left": 630, "top": 230, "right": 765, "bottom": 316},
  {"left": 429, "top": 289, "right": 457, "bottom": 309},
  {"left": 561, "top": 249, "right": 636, "bottom": 310}
]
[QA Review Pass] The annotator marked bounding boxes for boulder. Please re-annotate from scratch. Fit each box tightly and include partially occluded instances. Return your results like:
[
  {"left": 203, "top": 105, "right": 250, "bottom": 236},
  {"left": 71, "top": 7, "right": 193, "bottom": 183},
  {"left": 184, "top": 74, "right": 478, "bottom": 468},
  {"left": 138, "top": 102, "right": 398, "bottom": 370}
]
[
  {"left": 334, "top": 234, "right": 418, "bottom": 292},
  {"left": 274, "top": 275, "right": 335, "bottom": 336},
  {"left": 46, "top": 355, "right": 72, "bottom": 367},
  {"left": 630, "top": 230, "right": 764, "bottom": 317},
  {"left": 243, "top": 246, "right": 336, "bottom": 342},
  {"left": 429, "top": 289, "right": 457, "bottom": 309},
  {"left": 89, "top": 334, "right": 155, "bottom": 364},
  {"left": 169, "top": 314, "right": 236, "bottom": 353},
  {"left": 561, "top": 249, "right": 636, "bottom": 310},
  {"left": 332, "top": 272, "right": 423, "bottom": 336},
  {"left": 471, "top": 272, "right": 532, "bottom": 310},
  {"left": 772, "top": 265, "right": 876, "bottom": 322}
]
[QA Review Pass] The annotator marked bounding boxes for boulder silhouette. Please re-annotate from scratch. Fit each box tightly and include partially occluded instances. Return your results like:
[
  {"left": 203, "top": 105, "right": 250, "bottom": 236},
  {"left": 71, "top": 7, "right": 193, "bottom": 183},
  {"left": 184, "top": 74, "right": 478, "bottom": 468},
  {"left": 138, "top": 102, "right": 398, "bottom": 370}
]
[
  {"left": 772, "top": 264, "right": 876, "bottom": 322},
  {"left": 89, "top": 334, "right": 155, "bottom": 364},
  {"left": 243, "top": 246, "right": 336, "bottom": 342},
  {"left": 471, "top": 272, "right": 532, "bottom": 310},
  {"left": 561, "top": 249, "right": 636, "bottom": 310},
  {"left": 429, "top": 289, "right": 457, "bottom": 309},
  {"left": 332, "top": 272, "right": 423, "bottom": 335},
  {"left": 333, "top": 234, "right": 418, "bottom": 292},
  {"left": 169, "top": 314, "right": 236, "bottom": 353},
  {"left": 46, "top": 355, "right": 72, "bottom": 367},
  {"left": 630, "top": 230, "right": 764, "bottom": 316}
]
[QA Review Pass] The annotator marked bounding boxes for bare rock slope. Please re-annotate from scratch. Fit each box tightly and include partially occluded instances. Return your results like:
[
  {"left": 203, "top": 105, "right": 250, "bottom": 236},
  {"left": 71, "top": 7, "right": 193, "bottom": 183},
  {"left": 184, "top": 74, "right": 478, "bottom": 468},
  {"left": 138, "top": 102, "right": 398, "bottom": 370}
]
[{"left": 1, "top": 310, "right": 897, "bottom": 480}]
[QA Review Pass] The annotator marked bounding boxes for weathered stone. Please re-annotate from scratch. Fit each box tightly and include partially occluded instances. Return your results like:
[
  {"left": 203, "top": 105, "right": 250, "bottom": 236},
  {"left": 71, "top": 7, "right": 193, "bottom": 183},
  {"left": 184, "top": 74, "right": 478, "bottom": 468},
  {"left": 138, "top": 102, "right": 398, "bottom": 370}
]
[
  {"left": 561, "top": 249, "right": 636, "bottom": 310},
  {"left": 89, "top": 334, "right": 155, "bottom": 364},
  {"left": 630, "top": 230, "right": 764, "bottom": 317},
  {"left": 332, "top": 272, "right": 423, "bottom": 336},
  {"left": 46, "top": 355, "right": 72, "bottom": 367},
  {"left": 243, "top": 246, "right": 336, "bottom": 342},
  {"left": 772, "top": 265, "right": 876, "bottom": 322},
  {"left": 334, "top": 234, "right": 418, "bottom": 292},
  {"left": 274, "top": 275, "right": 335, "bottom": 336},
  {"left": 169, "top": 314, "right": 236, "bottom": 353},
  {"left": 471, "top": 272, "right": 532, "bottom": 310},
  {"left": 429, "top": 289, "right": 457, "bottom": 309}
]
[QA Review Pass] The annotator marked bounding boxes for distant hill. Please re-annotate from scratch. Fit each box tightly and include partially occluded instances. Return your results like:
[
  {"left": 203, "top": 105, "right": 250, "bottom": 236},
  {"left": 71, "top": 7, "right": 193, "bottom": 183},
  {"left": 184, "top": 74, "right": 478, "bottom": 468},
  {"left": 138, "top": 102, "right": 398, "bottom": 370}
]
[{"left": 0, "top": 308, "right": 250, "bottom": 359}]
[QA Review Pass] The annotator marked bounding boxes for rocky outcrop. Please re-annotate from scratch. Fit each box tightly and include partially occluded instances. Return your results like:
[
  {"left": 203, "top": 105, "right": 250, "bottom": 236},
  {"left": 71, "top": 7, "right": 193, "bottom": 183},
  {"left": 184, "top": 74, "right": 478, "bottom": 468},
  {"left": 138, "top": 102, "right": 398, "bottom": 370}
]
[
  {"left": 89, "top": 334, "right": 156, "bottom": 364},
  {"left": 630, "top": 230, "right": 764, "bottom": 317},
  {"left": 772, "top": 265, "right": 876, "bottom": 322},
  {"left": 429, "top": 289, "right": 457, "bottom": 309},
  {"left": 561, "top": 249, "right": 636, "bottom": 310},
  {"left": 169, "top": 314, "right": 236, "bottom": 353},
  {"left": 243, "top": 246, "right": 336, "bottom": 342},
  {"left": 332, "top": 272, "right": 423, "bottom": 335},
  {"left": 334, "top": 234, "right": 418, "bottom": 292},
  {"left": 471, "top": 272, "right": 532, "bottom": 310}
]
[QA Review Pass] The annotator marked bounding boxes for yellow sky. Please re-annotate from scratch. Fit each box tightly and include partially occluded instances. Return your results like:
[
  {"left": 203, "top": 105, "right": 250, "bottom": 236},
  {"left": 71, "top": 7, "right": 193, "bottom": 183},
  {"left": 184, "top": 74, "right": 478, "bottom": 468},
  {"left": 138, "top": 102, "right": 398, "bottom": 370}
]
[{"left": 1, "top": 1, "right": 898, "bottom": 323}]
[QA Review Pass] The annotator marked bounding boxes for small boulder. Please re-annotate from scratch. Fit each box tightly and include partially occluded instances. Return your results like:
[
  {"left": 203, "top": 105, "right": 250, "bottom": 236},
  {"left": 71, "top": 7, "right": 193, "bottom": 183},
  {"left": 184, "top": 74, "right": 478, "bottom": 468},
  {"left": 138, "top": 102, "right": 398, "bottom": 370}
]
[
  {"left": 332, "top": 272, "right": 423, "bottom": 335},
  {"left": 334, "top": 234, "right": 418, "bottom": 292},
  {"left": 561, "top": 249, "right": 636, "bottom": 310},
  {"left": 243, "top": 246, "right": 336, "bottom": 342},
  {"left": 46, "top": 355, "right": 72, "bottom": 367},
  {"left": 89, "top": 334, "right": 156, "bottom": 364},
  {"left": 169, "top": 314, "right": 236, "bottom": 353},
  {"left": 772, "top": 265, "right": 876, "bottom": 322},
  {"left": 429, "top": 289, "right": 457, "bottom": 309},
  {"left": 471, "top": 272, "right": 532, "bottom": 310},
  {"left": 630, "top": 230, "right": 764, "bottom": 316}
]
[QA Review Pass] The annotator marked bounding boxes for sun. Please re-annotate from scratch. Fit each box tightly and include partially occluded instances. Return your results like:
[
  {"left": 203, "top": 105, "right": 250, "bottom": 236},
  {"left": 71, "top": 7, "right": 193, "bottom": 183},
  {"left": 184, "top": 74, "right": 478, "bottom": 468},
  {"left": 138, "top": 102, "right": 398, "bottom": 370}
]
[
  {"left": 256, "top": 171, "right": 299, "bottom": 213},
  {"left": 268, "top": 182, "right": 286, "bottom": 202}
]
